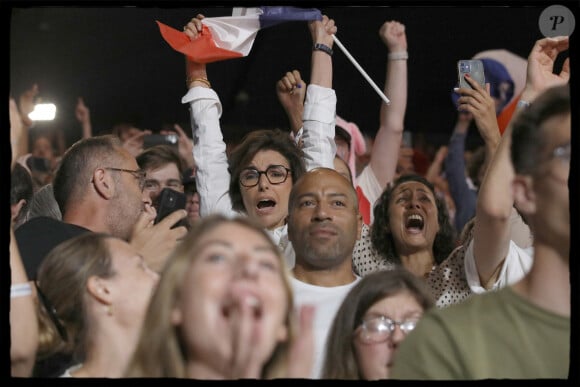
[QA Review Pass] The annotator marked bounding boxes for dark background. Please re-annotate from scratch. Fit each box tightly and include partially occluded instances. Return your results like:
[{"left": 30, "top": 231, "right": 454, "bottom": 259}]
[
  {"left": 3, "top": 3, "right": 580, "bottom": 381},
  {"left": 7, "top": 3, "right": 570, "bottom": 151}
]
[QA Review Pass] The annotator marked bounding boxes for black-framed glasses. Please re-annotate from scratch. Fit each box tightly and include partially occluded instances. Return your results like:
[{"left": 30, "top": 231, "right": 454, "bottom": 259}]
[
  {"left": 105, "top": 167, "right": 147, "bottom": 191},
  {"left": 355, "top": 315, "right": 419, "bottom": 344},
  {"left": 239, "top": 165, "right": 291, "bottom": 187}
]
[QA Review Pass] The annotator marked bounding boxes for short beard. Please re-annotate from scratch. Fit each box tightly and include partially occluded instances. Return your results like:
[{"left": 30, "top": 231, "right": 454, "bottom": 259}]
[{"left": 297, "top": 241, "right": 348, "bottom": 271}]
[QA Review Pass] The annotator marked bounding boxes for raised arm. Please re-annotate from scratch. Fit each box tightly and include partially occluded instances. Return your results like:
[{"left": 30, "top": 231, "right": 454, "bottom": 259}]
[
  {"left": 10, "top": 97, "right": 27, "bottom": 168},
  {"left": 444, "top": 111, "right": 477, "bottom": 234},
  {"left": 368, "top": 21, "right": 408, "bottom": 188},
  {"left": 182, "top": 14, "right": 233, "bottom": 217},
  {"left": 276, "top": 70, "right": 306, "bottom": 138},
  {"left": 464, "top": 36, "right": 569, "bottom": 288},
  {"left": 301, "top": 15, "right": 337, "bottom": 171},
  {"left": 519, "top": 36, "right": 570, "bottom": 104},
  {"left": 461, "top": 78, "right": 511, "bottom": 287},
  {"left": 75, "top": 97, "right": 93, "bottom": 139},
  {"left": 10, "top": 226, "right": 38, "bottom": 377},
  {"left": 10, "top": 84, "right": 39, "bottom": 164}
]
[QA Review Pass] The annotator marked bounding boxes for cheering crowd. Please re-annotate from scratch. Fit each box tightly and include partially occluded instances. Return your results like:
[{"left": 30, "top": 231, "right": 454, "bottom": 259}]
[{"left": 9, "top": 10, "right": 571, "bottom": 380}]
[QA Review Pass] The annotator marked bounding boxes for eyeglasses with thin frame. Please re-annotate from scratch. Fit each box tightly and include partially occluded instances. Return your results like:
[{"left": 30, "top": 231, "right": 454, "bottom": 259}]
[
  {"left": 239, "top": 165, "right": 291, "bottom": 188},
  {"left": 105, "top": 167, "right": 147, "bottom": 191},
  {"left": 535, "top": 142, "right": 571, "bottom": 179},
  {"left": 550, "top": 142, "right": 571, "bottom": 163},
  {"left": 355, "top": 315, "right": 419, "bottom": 344}
]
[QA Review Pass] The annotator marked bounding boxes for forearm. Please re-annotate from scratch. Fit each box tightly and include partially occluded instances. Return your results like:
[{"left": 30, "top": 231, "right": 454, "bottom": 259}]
[
  {"left": 309, "top": 50, "right": 332, "bottom": 88},
  {"left": 183, "top": 87, "right": 233, "bottom": 217},
  {"left": 445, "top": 131, "right": 474, "bottom": 229},
  {"left": 302, "top": 85, "right": 337, "bottom": 170},
  {"left": 10, "top": 228, "right": 38, "bottom": 377},
  {"left": 288, "top": 106, "right": 304, "bottom": 137},
  {"left": 380, "top": 58, "right": 407, "bottom": 132},
  {"left": 473, "top": 126, "right": 513, "bottom": 285},
  {"left": 370, "top": 58, "right": 407, "bottom": 187},
  {"left": 81, "top": 120, "right": 92, "bottom": 139}
]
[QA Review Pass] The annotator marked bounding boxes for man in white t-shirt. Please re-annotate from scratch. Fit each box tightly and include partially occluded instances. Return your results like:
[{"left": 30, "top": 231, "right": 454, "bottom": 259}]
[{"left": 287, "top": 167, "right": 363, "bottom": 378}]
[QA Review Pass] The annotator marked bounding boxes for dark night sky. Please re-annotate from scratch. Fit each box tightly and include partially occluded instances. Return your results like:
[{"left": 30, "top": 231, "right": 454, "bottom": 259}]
[
  {"left": 3, "top": 4, "right": 579, "bottom": 379},
  {"left": 7, "top": 3, "right": 573, "bottom": 150}
]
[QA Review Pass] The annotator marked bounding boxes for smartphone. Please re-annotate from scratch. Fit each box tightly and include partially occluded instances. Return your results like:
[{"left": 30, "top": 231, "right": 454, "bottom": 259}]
[
  {"left": 457, "top": 59, "right": 485, "bottom": 89},
  {"left": 154, "top": 187, "right": 187, "bottom": 228},
  {"left": 143, "top": 133, "right": 178, "bottom": 149}
]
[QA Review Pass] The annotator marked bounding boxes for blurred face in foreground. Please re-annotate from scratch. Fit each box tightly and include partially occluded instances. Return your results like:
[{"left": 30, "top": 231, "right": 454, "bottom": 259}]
[
  {"left": 171, "top": 222, "right": 290, "bottom": 378},
  {"left": 104, "top": 238, "right": 159, "bottom": 328}
]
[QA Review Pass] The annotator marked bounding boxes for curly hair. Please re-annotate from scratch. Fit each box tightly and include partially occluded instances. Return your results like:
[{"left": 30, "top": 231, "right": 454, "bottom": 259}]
[
  {"left": 371, "top": 174, "right": 456, "bottom": 265},
  {"left": 227, "top": 129, "right": 305, "bottom": 213}
]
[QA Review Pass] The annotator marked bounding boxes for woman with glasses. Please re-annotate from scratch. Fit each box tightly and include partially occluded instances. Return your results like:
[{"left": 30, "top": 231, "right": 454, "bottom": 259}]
[
  {"left": 35, "top": 232, "right": 159, "bottom": 377},
  {"left": 322, "top": 269, "right": 434, "bottom": 379},
  {"left": 181, "top": 14, "right": 336, "bottom": 269}
]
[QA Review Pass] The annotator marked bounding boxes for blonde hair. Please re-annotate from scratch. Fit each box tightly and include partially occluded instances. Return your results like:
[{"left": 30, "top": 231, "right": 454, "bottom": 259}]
[
  {"left": 36, "top": 233, "right": 117, "bottom": 361},
  {"left": 125, "top": 214, "right": 296, "bottom": 378}
]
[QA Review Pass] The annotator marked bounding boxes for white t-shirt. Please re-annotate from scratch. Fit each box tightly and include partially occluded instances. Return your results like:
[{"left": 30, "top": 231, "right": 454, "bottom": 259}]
[
  {"left": 464, "top": 238, "right": 534, "bottom": 294},
  {"left": 291, "top": 276, "right": 361, "bottom": 379}
]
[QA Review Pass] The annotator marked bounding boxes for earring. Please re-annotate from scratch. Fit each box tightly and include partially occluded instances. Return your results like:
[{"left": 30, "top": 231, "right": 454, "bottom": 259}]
[{"left": 107, "top": 305, "right": 113, "bottom": 316}]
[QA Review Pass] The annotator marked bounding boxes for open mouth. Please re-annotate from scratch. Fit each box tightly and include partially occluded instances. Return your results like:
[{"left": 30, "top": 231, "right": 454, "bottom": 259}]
[
  {"left": 222, "top": 295, "right": 263, "bottom": 319},
  {"left": 256, "top": 199, "right": 276, "bottom": 210},
  {"left": 405, "top": 213, "right": 424, "bottom": 231}
]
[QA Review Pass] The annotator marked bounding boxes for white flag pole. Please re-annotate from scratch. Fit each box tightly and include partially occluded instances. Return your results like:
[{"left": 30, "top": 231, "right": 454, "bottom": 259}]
[{"left": 332, "top": 35, "right": 390, "bottom": 105}]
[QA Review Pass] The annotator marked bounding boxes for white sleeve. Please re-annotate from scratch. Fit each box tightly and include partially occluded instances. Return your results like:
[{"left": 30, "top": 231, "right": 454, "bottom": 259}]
[
  {"left": 182, "top": 87, "right": 235, "bottom": 218},
  {"left": 301, "top": 84, "right": 337, "bottom": 171},
  {"left": 464, "top": 238, "right": 534, "bottom": 294}
]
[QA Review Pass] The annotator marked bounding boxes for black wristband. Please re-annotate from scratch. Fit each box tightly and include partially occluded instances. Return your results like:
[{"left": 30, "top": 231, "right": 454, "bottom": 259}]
[{"left": 313, "top": 43, "right": 333, "bottom": 56}]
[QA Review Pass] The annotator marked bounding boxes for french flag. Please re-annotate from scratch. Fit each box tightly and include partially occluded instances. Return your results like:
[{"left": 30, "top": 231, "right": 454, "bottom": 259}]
[{"left": 156, "top": 7, "right": 322, "bottom": 63}]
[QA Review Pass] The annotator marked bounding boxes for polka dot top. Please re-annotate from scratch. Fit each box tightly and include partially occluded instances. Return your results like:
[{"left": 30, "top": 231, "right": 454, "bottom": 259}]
[{"left": 352, "top": 223, "right": 473, "bottom": 308}]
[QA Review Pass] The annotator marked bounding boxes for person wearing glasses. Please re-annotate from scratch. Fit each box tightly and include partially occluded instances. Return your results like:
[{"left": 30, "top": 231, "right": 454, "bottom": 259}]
[
  {"left": 391, "top": 83, "right": 570, "bottom": 380},
  {"left": 15, "top": 135, "right": 187, "bottom": 284},
  {"left": 182, "top": 14, "right": 336, "bottom": 269},
  {"left": 459, "top": 36, "right": 569, "bottom": 298},
  {"left": 12, "top": 135, "right": 184, "bottom": 376},
  {"left": 137, "top": 144, "right": 185, "bottom": 205},
  {"left": 322, "top": 269, "right": 434, "bottom": 379},
  {"left": 35, "top": 233, "right": 159, "bottom": 378}
]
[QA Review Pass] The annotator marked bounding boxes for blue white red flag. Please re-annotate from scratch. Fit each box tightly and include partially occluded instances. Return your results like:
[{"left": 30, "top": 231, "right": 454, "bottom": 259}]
[{"left": 157, "top": 7, "right": 322, "bottom": 63}]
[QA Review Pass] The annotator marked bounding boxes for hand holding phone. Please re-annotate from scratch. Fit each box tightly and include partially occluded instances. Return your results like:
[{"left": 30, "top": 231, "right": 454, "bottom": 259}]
[
  {"left": 457, "top": 59, "right": 485, "bottom": 89},
  {"left": 154, "top": 187, "right": 187, "bottom": 229}
]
